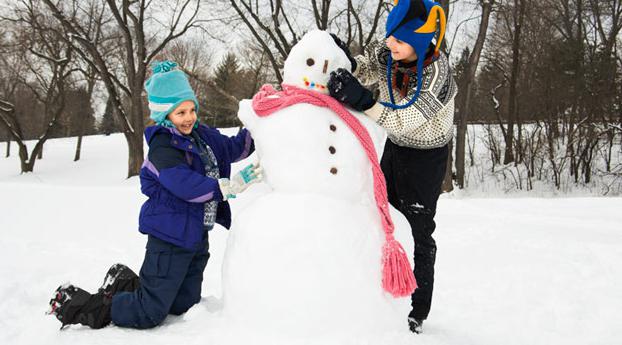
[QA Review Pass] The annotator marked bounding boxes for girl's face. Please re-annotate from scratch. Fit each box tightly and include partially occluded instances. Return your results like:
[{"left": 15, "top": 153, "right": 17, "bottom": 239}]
[
  {"left": 386, "top": 36, "right": 417, "bottom": 62},
  {"left": 167, "top": 100, "right": 197, "bottom": 135}
]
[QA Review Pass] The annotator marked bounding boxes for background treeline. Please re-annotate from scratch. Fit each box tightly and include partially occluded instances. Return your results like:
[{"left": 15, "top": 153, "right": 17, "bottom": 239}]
[
  {"left": 0, "top": 0, "right": 620, "bottom": 194},
  {"left": 449, "top": 0, "right": 621, "bottom": 193}
]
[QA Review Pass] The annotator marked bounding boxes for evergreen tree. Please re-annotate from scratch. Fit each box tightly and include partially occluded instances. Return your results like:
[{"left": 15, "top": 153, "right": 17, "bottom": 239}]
[
  {"left": 206, "top": 53, "right": 244, "bottom": 127},
  {"left": 214, "top": 53, "right": 241, "bottom": 93},
  {"left": 99, "top": 97, "right": 117, "bottom": 136}
]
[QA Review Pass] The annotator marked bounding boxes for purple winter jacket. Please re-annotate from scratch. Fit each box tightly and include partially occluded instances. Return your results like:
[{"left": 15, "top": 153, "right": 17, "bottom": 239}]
[{"left": 139, "top": 124, "right": 254, "bottom": 249}]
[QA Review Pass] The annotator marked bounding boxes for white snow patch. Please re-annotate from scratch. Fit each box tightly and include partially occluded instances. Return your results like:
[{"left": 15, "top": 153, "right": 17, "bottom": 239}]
[{"left": 0, "top": 132, "right": 621, "bottom": 345}]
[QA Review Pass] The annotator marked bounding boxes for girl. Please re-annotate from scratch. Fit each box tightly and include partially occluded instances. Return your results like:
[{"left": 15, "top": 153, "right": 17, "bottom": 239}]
[
  {"left": 327, "top": 0, "right": 457, "bottom": 334},
  {"left": 47, "top": 61, "right": 261, "bottom": 329}
]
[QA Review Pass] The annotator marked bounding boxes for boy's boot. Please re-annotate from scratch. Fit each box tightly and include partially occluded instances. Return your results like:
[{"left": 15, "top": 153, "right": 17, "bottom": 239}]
[
  {"left": 47, "top": 284, "right": 112, "bottom": 329},
  {"left": 98, "top": 263, "right": 140, "bottom": 296},
  {"left": 408, "top": 317, "right": 424, "bottom": 334}
]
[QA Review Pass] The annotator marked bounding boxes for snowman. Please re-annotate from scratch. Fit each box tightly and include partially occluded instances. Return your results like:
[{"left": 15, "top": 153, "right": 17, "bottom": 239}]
[{"left": 220, "top": 30, "right": 415, "bottom": 341}]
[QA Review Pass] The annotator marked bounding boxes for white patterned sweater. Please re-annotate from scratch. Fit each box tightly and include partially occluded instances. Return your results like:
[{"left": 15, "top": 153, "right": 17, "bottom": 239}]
[{"left": 354, "top": 41, "right": 458, "bottom": 149}]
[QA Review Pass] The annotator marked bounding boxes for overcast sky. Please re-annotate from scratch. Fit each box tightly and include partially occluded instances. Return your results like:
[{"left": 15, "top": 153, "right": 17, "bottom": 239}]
[
  {"left": 445, "top": 0, "right": 482, "bottom": 61},
  {"left": 196, "top": 0, "right": 482, "bottom": 65}
]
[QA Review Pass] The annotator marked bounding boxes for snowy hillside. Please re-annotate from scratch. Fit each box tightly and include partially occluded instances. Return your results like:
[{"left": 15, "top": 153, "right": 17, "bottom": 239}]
[{"left": 0, "top": 132, "right": 621, "bottom": 345}]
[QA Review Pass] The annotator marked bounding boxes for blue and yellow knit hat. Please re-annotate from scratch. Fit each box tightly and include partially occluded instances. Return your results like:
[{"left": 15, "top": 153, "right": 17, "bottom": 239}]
[
  {"left": 382, "top": 0, "right": 446, "bottom": 109},
  {"left": 144, "top": 61, "right": 199, "bottom": 128}
]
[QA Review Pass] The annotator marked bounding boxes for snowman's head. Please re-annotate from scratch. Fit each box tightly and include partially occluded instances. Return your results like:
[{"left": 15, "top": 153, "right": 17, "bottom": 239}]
[{"left": 283, "top": 30, "right": 352, "bottom": 94}]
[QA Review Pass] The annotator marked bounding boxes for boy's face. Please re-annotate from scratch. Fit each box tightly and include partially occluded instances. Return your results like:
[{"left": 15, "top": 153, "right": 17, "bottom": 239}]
[
  {"left": 386, "top": 36, "right": 417, "bottom": 62},
  {"left": 167, "top": 100, "right": 197, "bottom": 135}
]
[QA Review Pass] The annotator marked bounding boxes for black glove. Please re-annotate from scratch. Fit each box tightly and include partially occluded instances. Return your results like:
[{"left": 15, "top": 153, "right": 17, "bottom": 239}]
[
  {"left": 327, "top": 68, "right": 375, "bottom": 112},
  {"left": 330, "top": 33, "right": 357, "bottom": 72}
]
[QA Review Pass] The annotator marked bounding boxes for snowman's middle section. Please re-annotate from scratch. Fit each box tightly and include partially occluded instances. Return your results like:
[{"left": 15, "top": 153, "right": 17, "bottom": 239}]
[{"left": 240, "top": 100, "right": 385, "bottom": 204}]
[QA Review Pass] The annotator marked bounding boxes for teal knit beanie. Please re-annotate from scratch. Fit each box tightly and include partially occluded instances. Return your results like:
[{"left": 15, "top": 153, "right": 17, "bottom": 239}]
[{"left": 144, "top": 61, "right": 199, "bottom": 127}]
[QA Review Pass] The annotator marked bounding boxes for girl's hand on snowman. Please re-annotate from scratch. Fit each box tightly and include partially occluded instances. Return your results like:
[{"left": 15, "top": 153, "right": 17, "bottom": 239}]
[
  {"left": 218, "top": 163, "right": 263, "bottom": 200},
  {"left": 233, "top": 162, "right": 263, "bottom": 187},
  {"left": 328, "top": 68, "right": 375, "bottom": 112}
]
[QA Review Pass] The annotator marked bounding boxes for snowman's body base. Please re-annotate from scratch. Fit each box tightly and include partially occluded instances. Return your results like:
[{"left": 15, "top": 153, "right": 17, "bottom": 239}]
[{"left": 222, "top": 192, "right": 412, "bottom": 338}]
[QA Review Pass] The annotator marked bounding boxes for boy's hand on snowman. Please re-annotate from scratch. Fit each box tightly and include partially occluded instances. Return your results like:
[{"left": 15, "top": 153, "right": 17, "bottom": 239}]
[
  {"left": 328, "top": 68, "right": 375, "bottom": 112},
  {"left": 330, "top": 33, "right": 357, "bottom": 72},
  {"left": 218, "top": 163, "right": 263, "bottom": 200}
]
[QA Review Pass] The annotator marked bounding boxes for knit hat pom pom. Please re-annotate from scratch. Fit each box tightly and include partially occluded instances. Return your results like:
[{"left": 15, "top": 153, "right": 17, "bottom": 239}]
[{"left": 151, "top": 60, "right": 178, "bottom": 74}]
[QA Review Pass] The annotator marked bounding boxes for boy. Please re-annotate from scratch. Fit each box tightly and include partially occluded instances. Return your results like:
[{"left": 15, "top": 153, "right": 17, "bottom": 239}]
[{"left": 328, "top": 0, "right": 457, "bottom": 334}]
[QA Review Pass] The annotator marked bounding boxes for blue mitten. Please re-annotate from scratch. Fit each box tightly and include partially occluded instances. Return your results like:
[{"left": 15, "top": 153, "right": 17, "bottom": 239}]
[{"left": 327, "top": 68, "right": 376, "bottom": 111}]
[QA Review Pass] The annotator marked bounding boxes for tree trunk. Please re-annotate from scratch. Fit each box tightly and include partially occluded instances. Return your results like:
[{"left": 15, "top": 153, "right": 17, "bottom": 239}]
[
  {"left": 439, "top": 0, "right": 450, "bottom": 51},
  {"left": 455, "top": 0, "right": 494, "bottom": 188},
  {"left": 126, "top": 131, "right": 144, "bottom": 178},
  {"left": 516, "top": 118, "right": 523, "bottom": 164},
  {"left": 18, "top": 138, "right": 49, "bottom": 173},
  {"left": 504, "top": 0, "right": 526, "bottom": 165},
  {"left": 442, "top": 139, "right": 454, "bottom": 192},
  {"left": 5, "top": 140, "right": 9, "bottom": 157},
  {"left": 28, "top": 140, "right": 46, "bottom": 171},
  {"left": 19, "top": 112, "right": 60, "bottom": 172},
  {"left": 606, "top": 131, "right": 613, "bottom": 172},
  {"left": 74, "top": 135, "right": 83, "bottom": 162},
  {"left": 125, "top": 88, "right": 147, "bottom": 178},
  {"left": 75, "top": 71, "right": 96, "bottom": 162},
  {"left": 124, "top": 91, "right": 146, "bottom": 178},
  {"left": 18, "top": 142, "right": 29, "bottom": 173},
  {"left": 455, "top": 107, "right": 467, "bottom": 187}
]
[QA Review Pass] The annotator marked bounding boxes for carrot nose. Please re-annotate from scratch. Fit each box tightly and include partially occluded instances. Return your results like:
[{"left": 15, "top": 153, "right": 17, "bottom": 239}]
[{"left": 323, "top": 60, "right": 329, "bottom": 74}]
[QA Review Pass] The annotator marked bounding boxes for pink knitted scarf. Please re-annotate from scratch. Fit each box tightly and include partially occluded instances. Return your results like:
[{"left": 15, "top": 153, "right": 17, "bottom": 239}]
[{"left": 252, "top": 84, "right": 417, "bottom": 297}]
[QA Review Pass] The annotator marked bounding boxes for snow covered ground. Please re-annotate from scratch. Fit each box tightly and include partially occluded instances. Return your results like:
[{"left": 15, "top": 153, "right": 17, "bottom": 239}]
[{"left": 1, "top": 132, "right": 621, "bottom": 345}]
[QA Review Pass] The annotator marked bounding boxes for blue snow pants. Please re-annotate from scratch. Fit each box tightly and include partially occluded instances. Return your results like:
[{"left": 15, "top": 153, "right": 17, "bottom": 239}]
[{"left": 110, "top": 233, "right": 210, "bottom": 329}]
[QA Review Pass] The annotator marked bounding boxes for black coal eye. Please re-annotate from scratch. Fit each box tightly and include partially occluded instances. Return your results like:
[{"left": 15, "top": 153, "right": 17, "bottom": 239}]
[{"left": 306, "top": 58, "right": 315, "bottom": 66}]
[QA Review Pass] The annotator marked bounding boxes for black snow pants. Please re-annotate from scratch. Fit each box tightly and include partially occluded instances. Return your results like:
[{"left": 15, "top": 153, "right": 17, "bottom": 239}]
[{"left": 380, "top": 139, "right": 448, "bottom": 321}]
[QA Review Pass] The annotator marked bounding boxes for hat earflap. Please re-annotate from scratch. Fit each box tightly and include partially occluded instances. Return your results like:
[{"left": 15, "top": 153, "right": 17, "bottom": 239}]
[
  {"left": 380, "top": 55, "right": 425, "bottom": 110},
  {"left": 415, "top": 4, "right": 446, "bottom": 54}
]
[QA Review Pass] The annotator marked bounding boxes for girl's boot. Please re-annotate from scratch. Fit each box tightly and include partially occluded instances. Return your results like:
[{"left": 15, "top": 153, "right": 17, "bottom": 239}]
[{"left": 47, "top": 284, "right": 112, "bottom": 329}]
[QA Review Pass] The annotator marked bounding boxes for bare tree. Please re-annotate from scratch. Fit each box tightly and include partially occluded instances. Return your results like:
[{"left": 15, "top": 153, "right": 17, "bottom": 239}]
[
  {"left": 42, "top": 0, "right": 202, "bottom": 177},
  {"left": 504, "top": 0, "right": 529, "bottom": 164},
  {"left": 455, "top": 0, "right": 495, "bottom": 188},
  {"left": 439, "top": 0, "right": 454, "bottom": 192},
  {"left": 0, "top": 27, "right": 16, "bottom": 158},
  {"left": 227, "top": 0, "right": 294, "bottom": 83},
  {"left": 72, "top": 64, "right": 99, "bottom": 162},
  {"left": 0, "top": 0, "right": 73, "bottom": 173},
  {"left": 68, "top": 1, "right": 110, "bottom": 162},
  {"left": 0, "top": 100, "right": 17, "bottom": 157},
  {"left": 226, "top": 0, "right": 388, "bottom": 83}
]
